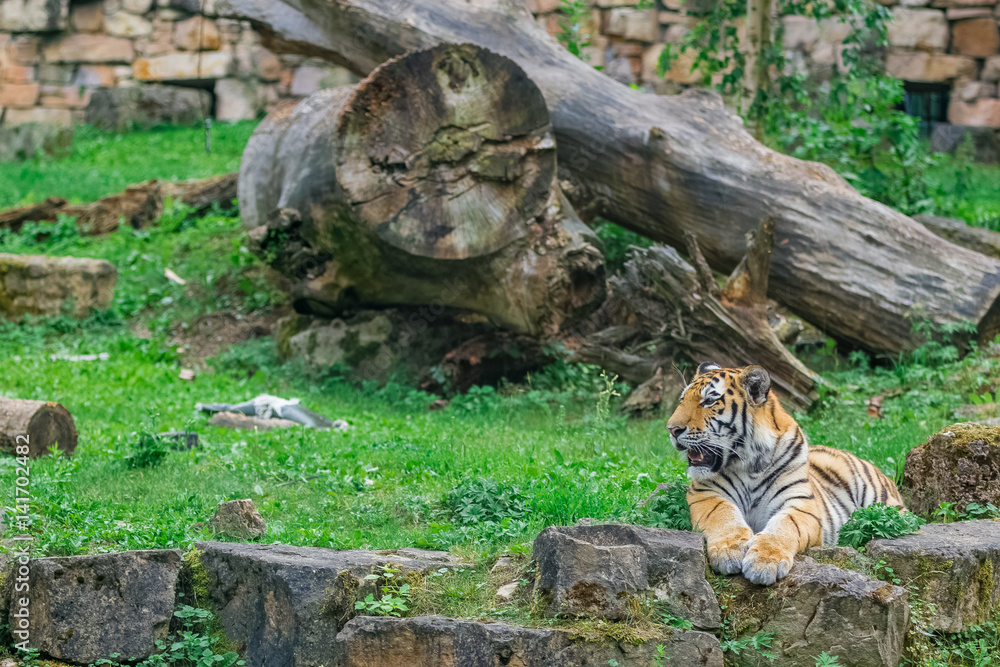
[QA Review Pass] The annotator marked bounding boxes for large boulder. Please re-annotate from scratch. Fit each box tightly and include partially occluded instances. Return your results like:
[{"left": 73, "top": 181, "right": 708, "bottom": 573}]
[
  {"left": 532, "top": 524, "right": 721, "bottom": 629},
  {"left": 7, "top": 550, "right": 182, "bottom": 664},
  {"left": 867, "top": 520, "right": 1000, "bottom": 632},
  {"left": 194, "top": 542, "right": 472, "bottom": 667},
  {"left": 332, "top": 615, "right": 723, "bottom": 667},
  {"left": 902, "top": 423, "right": 1000, "bottom": 515},
  {"left": 0, "top": 254, "right": 116, "bottom": 319},
  {"left": 726, "top": 557, "right": 908, "bottom": 667}
]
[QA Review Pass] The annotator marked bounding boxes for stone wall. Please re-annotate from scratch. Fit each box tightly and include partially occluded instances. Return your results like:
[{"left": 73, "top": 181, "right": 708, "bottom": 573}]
[
  {"left": 0, "top": 0, "right": 357, "bottom": 128},
  {"left": 527, "top": 0, "right": 1000, "bottom": 129}
]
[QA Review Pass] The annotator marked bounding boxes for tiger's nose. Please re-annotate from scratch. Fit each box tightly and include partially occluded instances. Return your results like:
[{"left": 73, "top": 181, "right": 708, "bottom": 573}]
[{"left": 668, "top": 426, "right": 686, "bottom": 438}]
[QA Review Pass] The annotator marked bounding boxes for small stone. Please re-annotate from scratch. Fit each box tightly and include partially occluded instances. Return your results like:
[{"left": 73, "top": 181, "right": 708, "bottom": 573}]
[
  {"left": 44, "top": 34, "right": 134, "bottom": 64},
  {"left": 215, "top": 77, "right": 260, "bottom": 121},
  {"left": 173, "top": 16, "right": 221, "bottom": 51},
  {"left": 208, "top": 499, "right": 267, "bottom": 539},
  {"left": 85, "top": 85, "right": 209, "bottom": 129},
  {"left": 70, "top": 1, "right": 105, "bottom": 32},
  {"left": 207, "top": 411, "right": 298, "bottom": 431},
  {"left": 951, "top": 17, "right": 1000, "bottom": 57},
  {"left": 947, "top": 6, "right": 993, "bottom": 18},
  {"left": 868, "top": 521, "right": 1000, "bottom": 632},
  {"left": 885, "top": 51, "right": 977, "bottom": 81},
  {"left": 495, "top": 581, "right": 520, "bottom": 604},
  {"left": 74, "top": 65, "right": 117, "bottom": 86},
  {"left": 123, "top": 0, "right": 153, "bottom": 13},
  {"left": 782, "top": 15, "right": 821, "bottom": 51},
  {"left": 984, "top": 55, "right": 1000, "bottom": 81},
  {"left": 1, "top": 106, "right": 73, "bottom": 127},
  {"left": 0, "top": 0, "right": 68, "bottom": 31},
  {"left": 289, "top": 64, "right": 355, "bottom": 96},
  {"left": 105, "top": 10, "right": 152, "bottom": 37},
  {"left": 179, "top": 368, "right": 195, "bottom": 381},
  {"left": 887, "top": 8, "right": 949, "bottom": 50},
  {"left": 606, "top": 7, "right": 658, "bottom": 42},
  {"left": 255, "top": 47, "right": 282, "bottom": 81},
  {"left": 133, "top": 51, "right": 233, "bottom": 80},
  {"left": 0, "top": 82, "right": 39, "bottom": 108}
]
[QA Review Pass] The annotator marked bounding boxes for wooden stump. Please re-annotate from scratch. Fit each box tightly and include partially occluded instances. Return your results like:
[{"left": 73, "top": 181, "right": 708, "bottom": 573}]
[
  {"left": 0, "top": 398, "right": 78, "bottom": 457},
  {"left": 241, "top": 43, "right": 605, "bottom": 337}
]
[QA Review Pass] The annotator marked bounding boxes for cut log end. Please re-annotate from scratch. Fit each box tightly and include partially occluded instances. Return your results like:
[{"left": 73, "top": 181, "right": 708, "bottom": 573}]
[
  {"left": 336, "top": 43, "right": 556, "bottom": 260},
  {"left": 0, "top": 398, "right": 78, "bottom": 458}
]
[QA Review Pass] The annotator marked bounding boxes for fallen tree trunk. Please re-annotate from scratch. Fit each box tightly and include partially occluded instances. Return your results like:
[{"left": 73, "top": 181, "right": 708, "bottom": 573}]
[
  {"left": 0, "top": 398, "right": 78, "bottom": 457},
  {"left": 0, "top": 174, "right": 238, "bottom": 235},
  {"left": 216, "top": 0, "right": 1000, "bottom": 353},
  {"left": 241, "top": 43, "right": 605, "bottom": 337},
  {"left": 571, "top": 218, "right": 821, "bottom": 411}
]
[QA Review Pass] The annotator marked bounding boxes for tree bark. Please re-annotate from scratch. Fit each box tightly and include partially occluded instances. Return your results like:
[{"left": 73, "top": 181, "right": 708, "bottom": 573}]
[
  {"left": 0, "top": 398, "right": 78, "bottom": 458},
  {"left": 215, "top": 0, "right": 1000, "bottom": 353},
  {"left": 241, "top": 43, "right": 605, "bottom": 337},
  {"left": 742, "top": 0, "right": 772, "bottom": 137},
  {"left": 572, "top": 217, "right": 821, "bottom": 411}
]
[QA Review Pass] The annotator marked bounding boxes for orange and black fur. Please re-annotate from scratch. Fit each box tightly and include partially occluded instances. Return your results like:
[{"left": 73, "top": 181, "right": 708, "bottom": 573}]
[{"left": 667, "top": 362, "right": 904, "bottom": 585}]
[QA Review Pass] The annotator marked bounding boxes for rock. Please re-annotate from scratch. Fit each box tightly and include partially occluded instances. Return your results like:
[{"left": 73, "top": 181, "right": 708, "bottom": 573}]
[
  {"left": 1, "top": 107, "right": 72, "bottom": 127},
  {"left": 85, "top": 85, "right": 210, "bottom": 130},
  {"left": 887, "top": 8, "right": 949, "bottom": 50},
  {"left": 782, "top": 15, "right": 821, "bottom": 51},
  {"left": 206, "top": 411, "right": 297, "bottom": 431},
  {"left": 133, "top": 51, "right": 234, "bottom": 80},
  {"left": 0, "top": 82, "right": 38, "bottom": 107},
  {"left": 69, "top": 1, "right": 104, "bottom": 32},
  {"left": 607, "top": 7, "right": 658, "bottom": 42},
  {"left": 195, "top": 542, "right": 474, "bottom": 667},
  {"left": 208, "top": 499, "right": 267, "bottom": 539},
  {"left": 122, "top": 0, "right": 153, "bottom": 12},
  {"left": 333, "top": 615, "right": 723, "bottom": 667},
  {"left": 985, "top": 55, "right": 1000, "bottom": 81},
  {"left": 288, "top": 64, "right": 355, "bottom": 96},
  {"left": 903, "top": 423, "right": 1000, "bottom": 514},
  {"left": 727, "top": 557, "right": 908, "bottom": 667},
  {"left": 11, "top": 550, "right": 182, "bottom": 664},
  {"left": 0, "top": 254, "right": 116, "bottom": 319},
  {"left": 947, "top": 6, "right": 994, "bottom": 18},
  {"left": 916, "top": 213, "right": 1000, "bottom": 255},
  {"left": 215, "top": 78, "right": 260, "bottom": 121},
  {"left": 0, "top": 121, "right": 72, "bottom": 162},
  {"left": 948, "top": 98, "right": 1000, "bottom": 127},
  {"left": 495, "top": 581, "right": 520, "bottom": 603},
  {"left": 0, "top": 0, "right": 68, "bottom": 31},
  {"left": 951, "top": 17, "right": 999, "bottom": 57},
  {"left": 886, "top": 51, "right": 977, "bottom": 81},
  {"left": 868, "top": 521, "right": 1000, "bottom": 632},
  {"left": 805, "top": 545, "right": 862, "bottom": 568},
  {"left": 174, "top": 16, "right": 222, "bottom": 51},
  {"left": 105, "top": 9, "right": 152, "bottom": 36},
  {"left": 956, "top": 79, "right": 998, "bottom": 103},
  {"left": 533, "top": 524, "right": 721, "bottom": 629},
  {"left": 74, "top": 64, "right": 118, "bottom": 86},
  {"left": 43, "top": 34, "right": 133, "bottom": 63}
]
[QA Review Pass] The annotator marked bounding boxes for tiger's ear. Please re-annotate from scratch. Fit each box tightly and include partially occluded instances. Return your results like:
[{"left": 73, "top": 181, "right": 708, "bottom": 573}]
[
  {"left": 697, "top": 361, "right": 722, "bottom": 376},
  {"left": 740, "top": 365, "right": 771, "bottom": 405}
]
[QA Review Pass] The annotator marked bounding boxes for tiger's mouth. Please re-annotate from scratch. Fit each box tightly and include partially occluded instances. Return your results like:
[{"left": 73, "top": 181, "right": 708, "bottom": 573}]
[{"left": 687, "top": 449, "right": 720, "bottom": 470}]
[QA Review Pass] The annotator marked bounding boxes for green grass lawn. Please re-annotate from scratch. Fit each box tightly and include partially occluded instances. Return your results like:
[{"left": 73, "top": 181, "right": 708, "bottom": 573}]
[{"left": 0, "top": 122, "right": 257, "bottom": 209}]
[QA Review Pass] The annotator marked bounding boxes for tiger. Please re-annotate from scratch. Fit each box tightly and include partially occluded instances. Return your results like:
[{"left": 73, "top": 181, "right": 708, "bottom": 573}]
[{"left": 666, "top": 361, "right": 904, "bottom": 585}]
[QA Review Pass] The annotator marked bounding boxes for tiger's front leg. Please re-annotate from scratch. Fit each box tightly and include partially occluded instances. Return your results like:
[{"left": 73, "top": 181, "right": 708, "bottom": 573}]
[
  {"left": 742, "top": 504, "right": 822, "bottom": 585},
  {"left": 689, "top": 491, "right": 754, "bottom": 575}
]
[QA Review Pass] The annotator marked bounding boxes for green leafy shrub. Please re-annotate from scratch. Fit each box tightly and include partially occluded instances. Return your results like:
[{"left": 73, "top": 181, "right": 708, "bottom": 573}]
[
  {"left": 354, "top": 564, "right": 412, "bottom": 617},
  {"left": 444, "top": 478, "right": 531, "bottom": 526},
  {"left": 837, "top": 504, "right": 925, "bottom": 549},
  {"left": 643, "top": 482, "right": 693, "bottom": 532},
  {"left": 124, "top": 413, "right": 170, "bottom": 469}
]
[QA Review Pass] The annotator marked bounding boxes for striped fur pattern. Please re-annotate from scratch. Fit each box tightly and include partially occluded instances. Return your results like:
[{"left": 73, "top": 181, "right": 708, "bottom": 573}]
[{"left": 667, "top": 362, "right": 904, "bottom": 584}]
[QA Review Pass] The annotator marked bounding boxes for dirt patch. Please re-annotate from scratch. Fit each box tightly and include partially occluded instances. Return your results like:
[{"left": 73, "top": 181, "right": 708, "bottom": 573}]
[{"left": 134, "top": 309, "right": 289, "bottom": 368}]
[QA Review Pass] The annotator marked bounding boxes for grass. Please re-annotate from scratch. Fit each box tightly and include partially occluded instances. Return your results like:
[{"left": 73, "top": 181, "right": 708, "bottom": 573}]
[
  {"left": 0, "top": 122, "right": 257, "bottom": 209},
  {"left": 3, "top": 125, "right": 1000, "bottom": 665}
]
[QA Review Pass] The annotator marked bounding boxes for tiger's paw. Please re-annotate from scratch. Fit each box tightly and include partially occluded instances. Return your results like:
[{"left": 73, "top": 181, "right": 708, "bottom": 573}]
[
  {"left": 741, "top": 533, "right": 795, "bottom": 585},
  {"left": 707, "top": 528, "right": 753, "bottom": 575}
]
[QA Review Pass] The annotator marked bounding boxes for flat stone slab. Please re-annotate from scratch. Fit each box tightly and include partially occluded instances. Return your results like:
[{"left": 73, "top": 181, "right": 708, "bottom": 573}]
[
  {"left": 727, "top": 556, "right": 908, "bottom": 667},
  {"left": 332, "top": 615, "right": 723, "bottom": 667},
  {"left": 8, "top": 549, "right": 181, "bottom": 664},
  {"left": 195, "top": 542, "right": 473, "bottom": 667},
  {"left": 533, "top": 523, "right": 721, "bottom": 628},
  {"left": 0, "top": 253, "right": 116, "bottom": 319},
  {"left": 868, "top": 520, "right": 1000, "bottom": 632}
]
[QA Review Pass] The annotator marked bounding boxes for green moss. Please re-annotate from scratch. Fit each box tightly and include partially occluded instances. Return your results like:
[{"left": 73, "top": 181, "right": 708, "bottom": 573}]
[
  {"left": 975, "top": 558, "right": 995, "bottom": 622},
  {"left": 184, "top": 548, "right": 211, "bottom": 609}
]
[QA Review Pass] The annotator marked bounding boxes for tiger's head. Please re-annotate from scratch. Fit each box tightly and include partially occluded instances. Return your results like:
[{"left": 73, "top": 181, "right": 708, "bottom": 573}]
[{"left": 666, "top": 361, "right": 778, "bottom": 480}]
